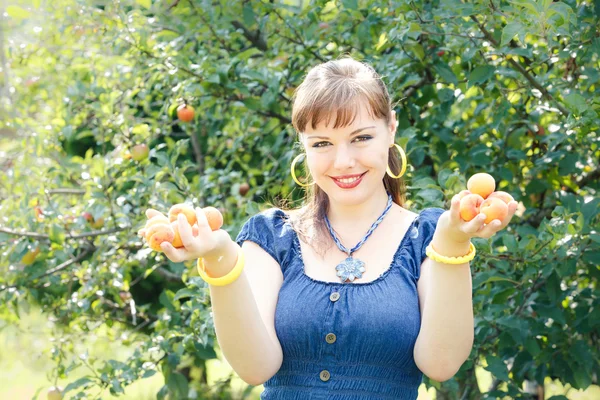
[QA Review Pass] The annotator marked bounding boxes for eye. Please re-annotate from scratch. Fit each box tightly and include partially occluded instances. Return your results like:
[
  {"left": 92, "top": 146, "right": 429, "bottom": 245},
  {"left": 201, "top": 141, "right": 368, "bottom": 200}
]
[{"left": 312, "top": 135, "right": 372, "bottom": 148}]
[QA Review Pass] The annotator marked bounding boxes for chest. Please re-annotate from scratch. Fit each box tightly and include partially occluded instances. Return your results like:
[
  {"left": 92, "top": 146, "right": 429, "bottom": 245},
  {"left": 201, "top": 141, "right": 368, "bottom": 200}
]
[{"left": 299, "top": 209, "right": 417, "bottom": 284}]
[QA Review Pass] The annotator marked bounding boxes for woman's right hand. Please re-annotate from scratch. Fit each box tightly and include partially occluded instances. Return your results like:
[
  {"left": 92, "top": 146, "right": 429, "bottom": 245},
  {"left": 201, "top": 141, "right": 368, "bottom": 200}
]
[{"left": 139, "top": 207, "right": 231, "bottom": 263}]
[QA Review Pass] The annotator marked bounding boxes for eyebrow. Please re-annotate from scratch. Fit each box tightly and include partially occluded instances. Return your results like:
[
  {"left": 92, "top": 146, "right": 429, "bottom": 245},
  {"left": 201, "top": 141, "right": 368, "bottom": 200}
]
[{"left": 307, "top": 126, "right": 376, "bottom": 140}]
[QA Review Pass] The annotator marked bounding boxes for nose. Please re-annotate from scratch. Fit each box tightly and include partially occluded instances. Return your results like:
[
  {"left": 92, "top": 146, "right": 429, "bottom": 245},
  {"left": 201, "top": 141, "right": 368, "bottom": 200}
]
[{"left": 333, "top": 145, "right": 356, "bottom": 170}]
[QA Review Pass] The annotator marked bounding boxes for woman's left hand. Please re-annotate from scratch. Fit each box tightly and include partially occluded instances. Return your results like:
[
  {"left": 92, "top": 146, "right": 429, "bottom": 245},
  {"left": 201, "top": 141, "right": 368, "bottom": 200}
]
[{"left": 436, "top": 190, "right": 519, "bottom": 244}]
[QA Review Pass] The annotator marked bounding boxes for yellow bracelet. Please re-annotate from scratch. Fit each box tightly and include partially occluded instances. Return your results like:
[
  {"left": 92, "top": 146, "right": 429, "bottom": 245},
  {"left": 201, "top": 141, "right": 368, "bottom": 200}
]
[
  {"left": 425, "top": 242, "right": 476, "bottom": 265},
  {"left": 197, "top": 244, "right": 245, "bottom": 286}
]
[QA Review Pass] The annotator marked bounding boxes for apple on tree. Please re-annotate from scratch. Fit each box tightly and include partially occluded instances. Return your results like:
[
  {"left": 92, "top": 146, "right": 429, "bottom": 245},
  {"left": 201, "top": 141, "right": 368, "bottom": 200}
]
[
  {"left": 131, "top": 144, "right": 149, "bottom": 161},
  {"left": 177, "top": 104, "right": 195, "bottom": 122}
]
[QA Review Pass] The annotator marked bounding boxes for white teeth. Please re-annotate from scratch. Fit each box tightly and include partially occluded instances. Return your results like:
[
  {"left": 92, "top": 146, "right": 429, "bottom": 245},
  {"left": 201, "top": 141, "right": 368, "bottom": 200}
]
[{"left": 336, "top": 176, "right": 360, "bottom": 184}]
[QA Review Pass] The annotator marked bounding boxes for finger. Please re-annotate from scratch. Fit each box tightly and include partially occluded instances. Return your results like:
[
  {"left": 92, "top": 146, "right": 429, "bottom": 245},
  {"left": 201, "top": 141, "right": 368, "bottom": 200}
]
[
  {"left": 495, "top": 201, "right": 518, "bottom": 229},
  {"left": 192, "top": 224, "right": 199, "bottom": 236},
  {"left": 194, "top": 207, "right": 213, "bottom": 237},
  {"left": 509, "top": 201, "right": 519, "bottom": 216},
  {"left": 457, "top": 190, "right": 471, "bottom": 199},
  {"left": 465, "top": 213, "right": 487, "bottom": 234},
  {"left": 449, "top": 195, "right": 461, "bottom": 224},
  {"left": 160, "top": 242, "right": 182, "bottom": 263},
  {"left": 178, "top": 213, "right": 195, "bottom": 248},
  {"left": 146, "top": 208, "right": 165, "bottom": 219},
  {"left": 473, "top": 218, "right": 503, "bottom": 238}
]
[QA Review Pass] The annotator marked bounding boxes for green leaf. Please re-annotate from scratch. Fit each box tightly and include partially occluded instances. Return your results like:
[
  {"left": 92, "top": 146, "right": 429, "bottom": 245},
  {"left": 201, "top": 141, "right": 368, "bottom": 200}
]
[
  {"left": 342, "top": 0, "right": 359, "bottom": 10},
  {"left": 49, "top": 223, "right": 65, "bottom": 244},
  {"left": 501, "top": 22, "right": 524, "bottom": 46},
  {"left": 167, "top": 372, "right": 189, "bottom": 399},
  {"left": 563, "top": 93, "right": 588, "bottom": 113},
  {"left": 63, "top": 377, "right": 94, "bottom": 395},
  {"left": 468, "top": 66, "right": 496, "bottom": 86},
  {"left": 525, "top": 337, "right": 541, "bottom": 357},
  {"left": 136, "top": 0, "right": 152, "bottom": 9},
  {"left": 6, "top": 6, "right": 31, "bottom": 20},
  {"left": 159, "top": 291, "right": 176, "bottom": 312},
  {"left": 508, "top": 0, "right": 541, "bottom": 15},
  {"left": 242, "top": 4, "right": 256, "bottom": 27},
  {"left": 434, "top": 64, "right": 458, "bottom": 85},
  {"left": 173, "top": 288, "right": 199, "bottom": 302},
  {"left": 485, "top": 355, "right": 510, "bottom": 381},
  {"left": 416, "top": 188, "right": 443, "bottom": 203}
]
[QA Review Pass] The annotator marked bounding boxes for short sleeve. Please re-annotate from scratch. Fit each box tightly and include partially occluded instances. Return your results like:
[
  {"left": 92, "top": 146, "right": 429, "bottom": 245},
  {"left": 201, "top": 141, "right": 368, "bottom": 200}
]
[
  {"left": 234, "top": 208, "right": 293, "bottom": 272},
  {"left": 410, "top": 207, "right": 445, "bottom": 280}
]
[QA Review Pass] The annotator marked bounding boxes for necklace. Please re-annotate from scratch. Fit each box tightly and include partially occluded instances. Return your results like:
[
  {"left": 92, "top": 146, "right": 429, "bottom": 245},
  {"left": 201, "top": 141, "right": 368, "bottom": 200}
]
[{"left": 324, "top": 193, "right": 393, "bottom": 283}]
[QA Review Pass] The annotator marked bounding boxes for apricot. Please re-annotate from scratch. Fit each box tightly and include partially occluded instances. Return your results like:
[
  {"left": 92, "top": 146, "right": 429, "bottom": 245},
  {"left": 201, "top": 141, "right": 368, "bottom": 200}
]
[
  {"left": 145, "top": 223, "right": 175, "bottom": 252},
  {"left": 171, "top": 220, "right": 184, "bottom": 248},
  {"left": 145, "top": 214, "right": 170, "bottom": 229},
  {"left": 480, "top": 197, "right": 508, "bottom": 224},
  {"left": 203, "top": 206, "right": 224, "bottom": 231},
  {"left": 467, "top": 173, "right": 496, "bottom": 199},
  {"left": 487, "top": 191, "right": 514, "bottom": 205},
  {"left": 168, "top": 204, "right": 197, "bottom": 226},
  {"left": 459, "top": 193, "right": 485, "bottom": 222},
  {"left": 171, "top": 221, "right": 201, "bottom": 248}
]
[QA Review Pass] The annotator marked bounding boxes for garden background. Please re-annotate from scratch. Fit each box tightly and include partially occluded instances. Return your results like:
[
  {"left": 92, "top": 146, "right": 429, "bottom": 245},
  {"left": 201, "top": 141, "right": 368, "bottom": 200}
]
[{"left": 0, "top": 0, "right": 598, "bottom": 399}]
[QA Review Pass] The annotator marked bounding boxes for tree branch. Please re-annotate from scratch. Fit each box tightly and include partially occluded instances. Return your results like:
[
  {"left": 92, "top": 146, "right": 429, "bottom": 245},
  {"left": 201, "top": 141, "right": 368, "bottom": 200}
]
[
  {"left": 231, "top": 21, "right": 267, "bottom": 51},
  {"left": 469, "top": 15, "right": 569, "bottom": 116},
  {"left": 0, "top": 247, "right": 95, "bottom": 292},
  {"left": 0, "top": 226, "right": 131, "bottom": 240}
]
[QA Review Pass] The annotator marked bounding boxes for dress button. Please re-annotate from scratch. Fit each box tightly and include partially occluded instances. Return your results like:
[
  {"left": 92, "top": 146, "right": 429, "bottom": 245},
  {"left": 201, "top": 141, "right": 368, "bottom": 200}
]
[
  {"left": 325, "top": 333, "right": 336, "bottom": 344},
  {"left": 319, "top": 370, "right": 330, "bottom": 382},
  {"left": 330, "top": 292, "right": 340, "bottom": 302}
]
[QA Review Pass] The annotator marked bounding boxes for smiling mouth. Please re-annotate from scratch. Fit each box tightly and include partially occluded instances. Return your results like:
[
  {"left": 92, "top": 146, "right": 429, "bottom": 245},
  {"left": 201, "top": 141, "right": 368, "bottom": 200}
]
[{"left": 331, "top": 172, "right": 367, "bottom": 186}]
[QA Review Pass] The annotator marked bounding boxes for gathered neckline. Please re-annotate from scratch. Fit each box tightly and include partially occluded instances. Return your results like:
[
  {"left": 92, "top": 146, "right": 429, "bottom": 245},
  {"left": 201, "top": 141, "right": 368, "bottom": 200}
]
[{"left": 280, "top": 209, "right": 422, "bottom": 287}]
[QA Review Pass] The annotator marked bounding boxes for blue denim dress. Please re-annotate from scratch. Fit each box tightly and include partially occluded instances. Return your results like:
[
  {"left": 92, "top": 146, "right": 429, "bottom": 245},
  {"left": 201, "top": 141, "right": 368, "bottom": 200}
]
[{"left": 235, "top": 206, "right": 445, "bottom": 400}]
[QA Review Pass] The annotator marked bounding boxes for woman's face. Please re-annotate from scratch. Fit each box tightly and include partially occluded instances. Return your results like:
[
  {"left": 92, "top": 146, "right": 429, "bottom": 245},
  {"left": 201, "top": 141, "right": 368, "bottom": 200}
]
[{"left": 301, "top": 104, "right": 397, "bottom": 206}]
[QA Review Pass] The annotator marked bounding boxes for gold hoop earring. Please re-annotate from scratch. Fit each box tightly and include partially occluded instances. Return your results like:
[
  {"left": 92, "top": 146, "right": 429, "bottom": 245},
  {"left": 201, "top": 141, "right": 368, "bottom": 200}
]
[
  {"left": 290, "top": 153, "right": 315, "bottom": 187},
  {"left": 386, "top": 143, "right": 407, "bottom": 179}
]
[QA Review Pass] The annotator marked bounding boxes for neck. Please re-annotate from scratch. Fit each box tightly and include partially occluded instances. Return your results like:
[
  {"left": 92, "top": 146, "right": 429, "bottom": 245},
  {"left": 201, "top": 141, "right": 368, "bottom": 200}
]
[{"left": 326, "top": 186, "right": 391, "bottom": 229}]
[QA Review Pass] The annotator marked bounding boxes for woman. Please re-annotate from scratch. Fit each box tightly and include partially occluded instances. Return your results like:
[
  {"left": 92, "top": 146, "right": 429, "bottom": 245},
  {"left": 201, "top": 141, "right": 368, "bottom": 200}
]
[{"left": 146, "top": 56, "right": 518, "bottom": 399}]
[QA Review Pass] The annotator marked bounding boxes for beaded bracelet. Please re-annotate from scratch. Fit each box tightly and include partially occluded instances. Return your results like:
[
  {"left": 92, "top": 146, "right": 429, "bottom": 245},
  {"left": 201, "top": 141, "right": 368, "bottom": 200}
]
[
  {"left": 197, "top": 243, "right": 245, "bottom": 286},
  {"left": 425, "top": 242, "right": 476, "bottom": 265}
]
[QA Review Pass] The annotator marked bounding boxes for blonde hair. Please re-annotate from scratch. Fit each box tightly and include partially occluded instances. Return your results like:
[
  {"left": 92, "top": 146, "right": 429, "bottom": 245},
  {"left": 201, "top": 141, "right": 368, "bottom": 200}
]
[{"left": 268, "top": 55, "right": 407, "bottom": 259}]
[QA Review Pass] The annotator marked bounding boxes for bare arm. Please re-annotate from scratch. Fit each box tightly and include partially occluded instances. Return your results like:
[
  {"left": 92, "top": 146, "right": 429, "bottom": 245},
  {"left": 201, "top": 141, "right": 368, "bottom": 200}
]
[
  {"left": 141, "top": 207, "right": 284, "bottom": 385},
  {"left": 203, "top": 238, "right": 284, "bottom": 385}
]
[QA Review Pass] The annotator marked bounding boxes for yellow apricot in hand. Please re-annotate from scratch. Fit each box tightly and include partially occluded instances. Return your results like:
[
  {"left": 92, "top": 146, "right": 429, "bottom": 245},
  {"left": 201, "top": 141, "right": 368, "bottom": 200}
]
[
  {"left": 459, "top": 193, "right": 485, "bottom": 222},
  {"left": 203, "top": 206, "right": 224, "bottom": 231},
  {"left": 487, "top": 191, "right": 514, "bottom": 205},
  {"left": 467, "top": 173, "right": 496, "bottom": 199},
  {"left": 146, "top": 223, "right": 175, "bottom": 252},
  {"left": 480, "top": 197, "right": 508, "bottom": 224},
  {"left": 168, "top": 204, "right": 197, "bottom": 226},
  {"left": 145, "top": 215, "right": 170, "bottom": 229},
  {"left": 171, "top": 221, "right": 184, "bottom": 248},
  {"left": 169, "top": 220, "right": 201, "bottom": 248}
]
